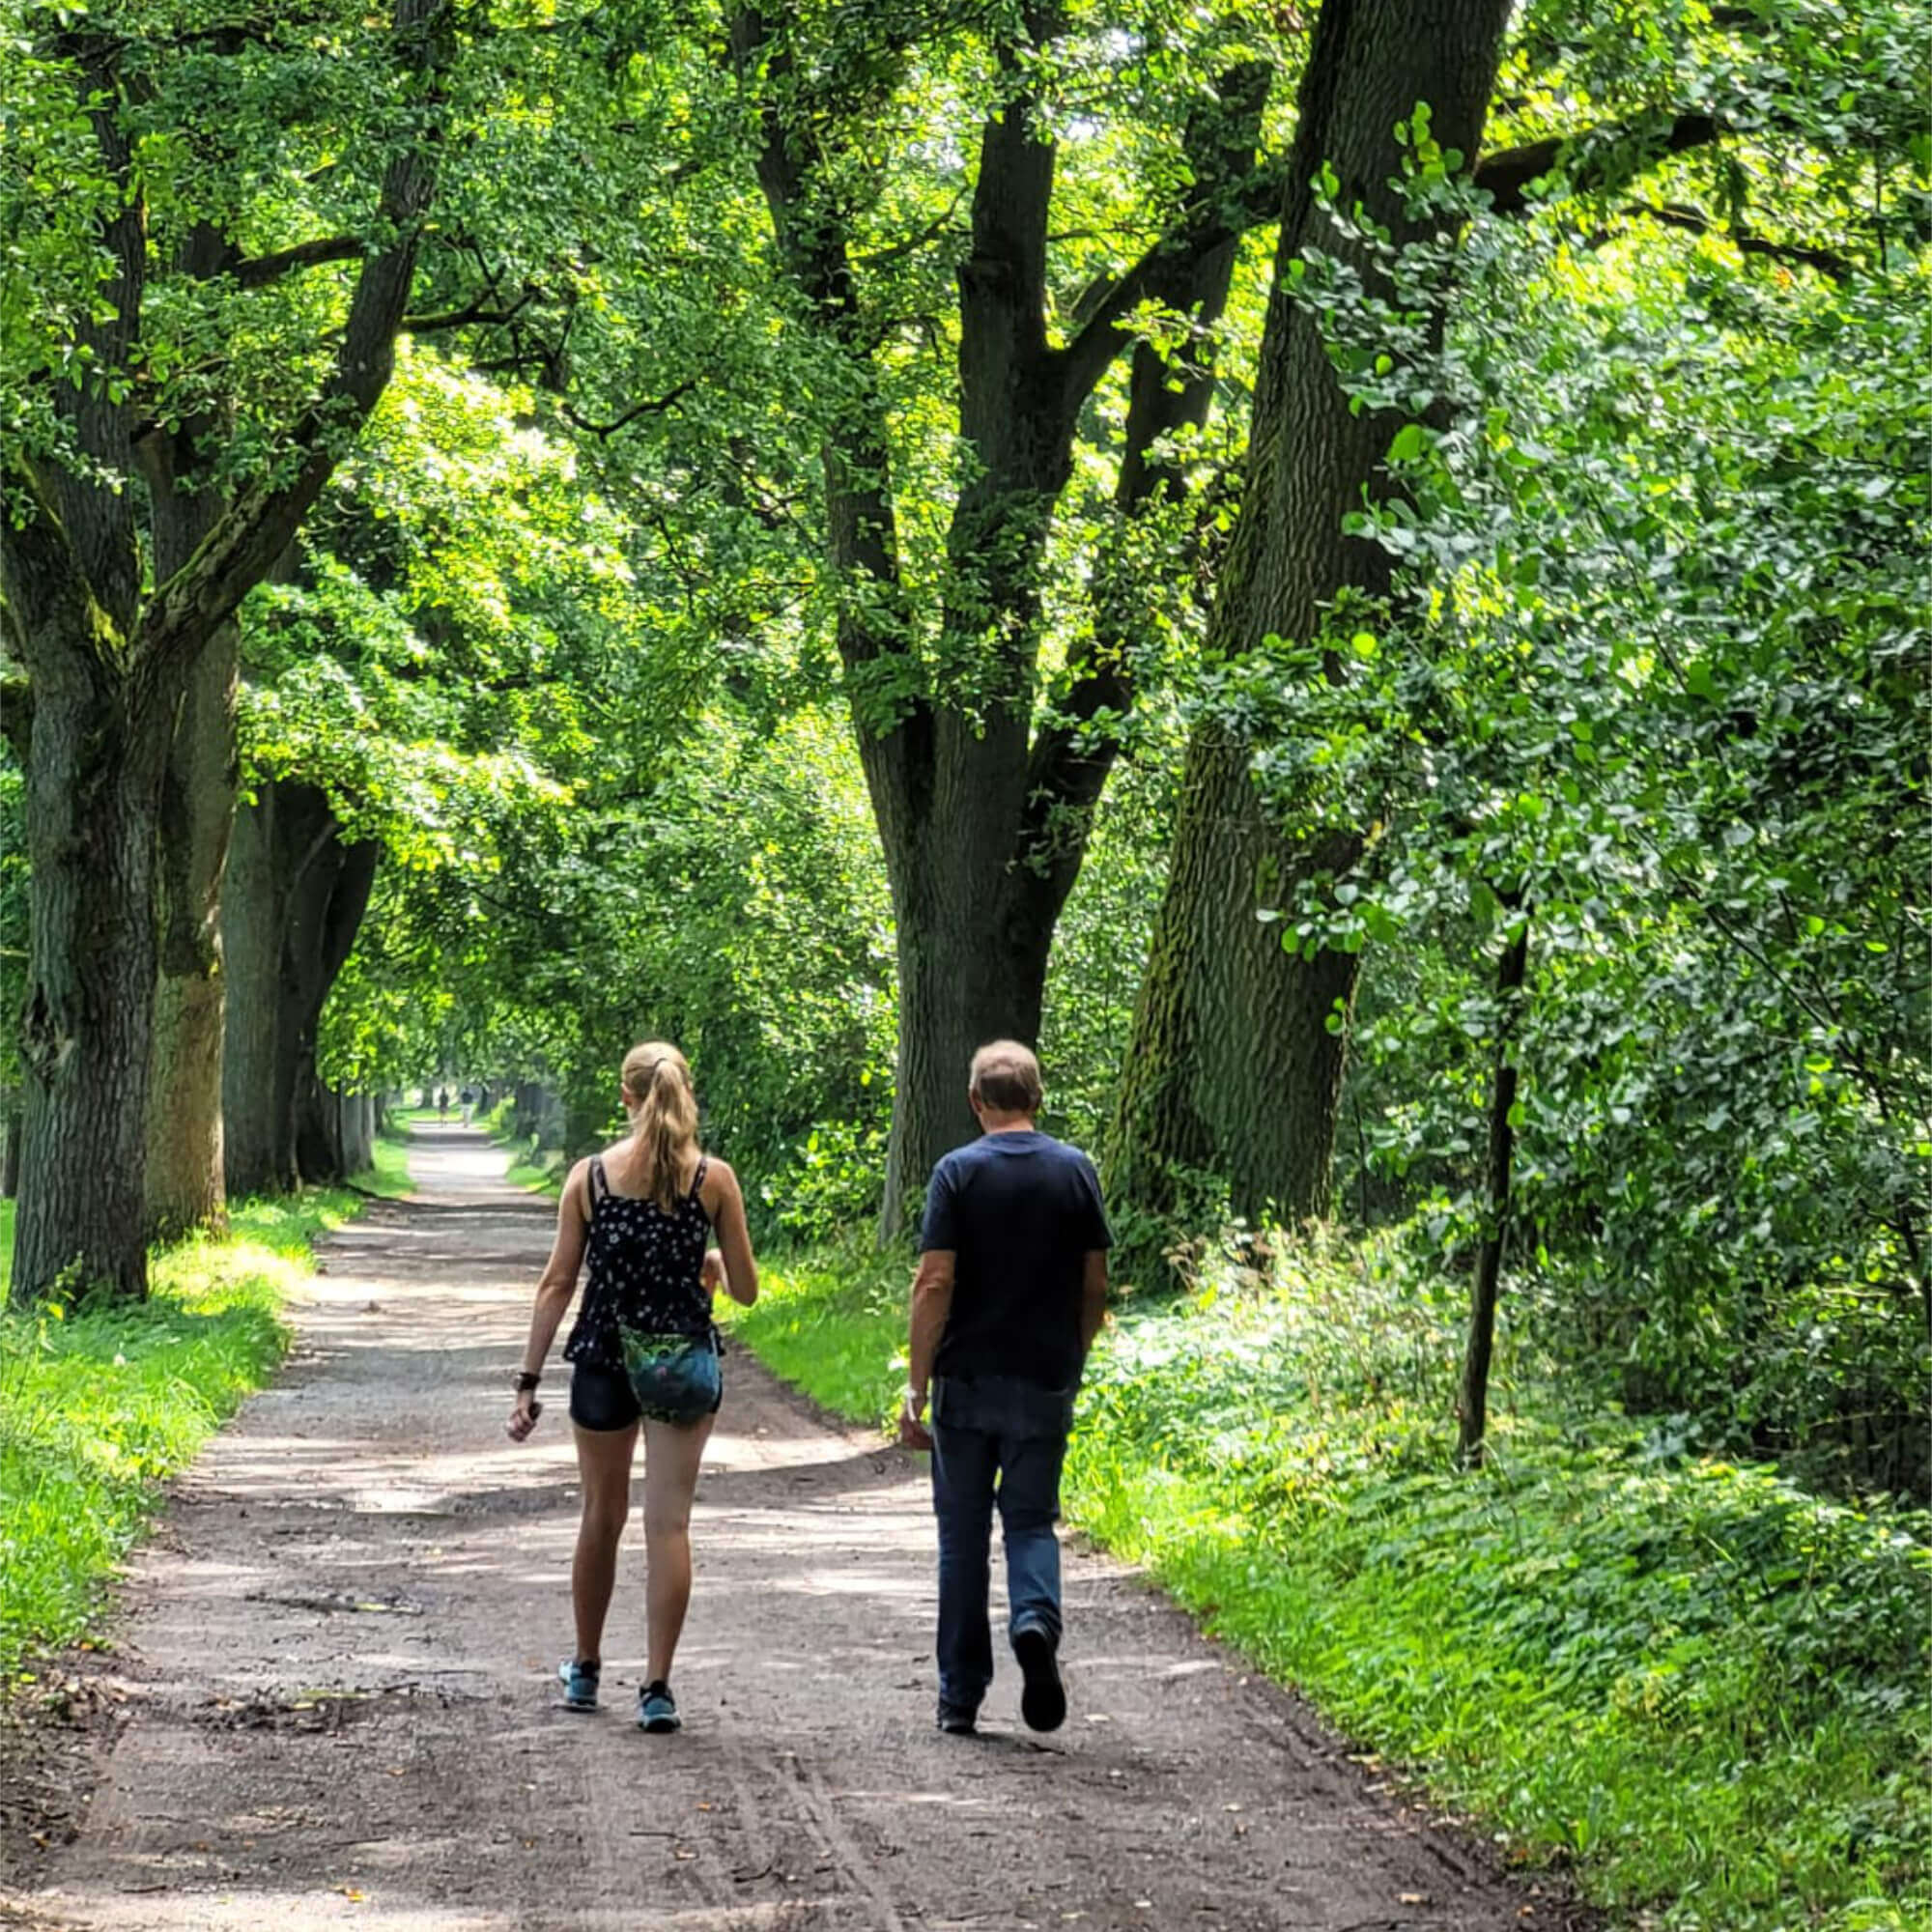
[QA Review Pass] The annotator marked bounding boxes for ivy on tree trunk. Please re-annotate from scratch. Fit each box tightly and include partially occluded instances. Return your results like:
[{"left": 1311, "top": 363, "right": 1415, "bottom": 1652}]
[{"left": 1106, "top": 0, "right": 1515, "bottom": 1279}]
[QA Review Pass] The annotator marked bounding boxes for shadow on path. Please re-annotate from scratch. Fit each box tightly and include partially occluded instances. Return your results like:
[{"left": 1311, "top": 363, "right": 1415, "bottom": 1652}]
[{"left": 13, "top": 1125, "right": 1556, "bottom": 1931}]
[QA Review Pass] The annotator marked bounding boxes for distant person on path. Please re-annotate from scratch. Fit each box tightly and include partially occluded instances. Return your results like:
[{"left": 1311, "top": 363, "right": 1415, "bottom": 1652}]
[
  {"left": 437, "top": 1086, "right": 449, "bottom": 1123},
  {"left": 507, "top": 1041, "right": 758, "bottom": 1733},
  {"left": 899, "top": 1040, "right": 1110, "bottom": 1736},
  {"left": 459, "top": 1086, "right": 474, "bottom": 1125}
]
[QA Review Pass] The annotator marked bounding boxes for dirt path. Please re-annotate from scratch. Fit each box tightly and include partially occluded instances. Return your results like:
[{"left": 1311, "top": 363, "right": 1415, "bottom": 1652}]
[{"left": 13, "top": 1129, "right": 1554, "bottom": 1931}]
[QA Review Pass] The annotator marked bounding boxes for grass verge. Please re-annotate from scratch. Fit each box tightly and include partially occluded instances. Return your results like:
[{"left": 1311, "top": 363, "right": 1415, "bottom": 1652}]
[
  {"left": 715, "top": 1237, "right": 907, "bottom": 1429},
  {"left": 0, "top": 1188, "right": 359, "bottom": 1676},
  {"left": 491, "top": 1126, "right": 565, "bottom": 1200},
  {"left": 350, "top": 1126, "right": 415, "bottom": 1201},
  {"left": 718, "top": 1231, "right": 1932, "bottom": 1932}
]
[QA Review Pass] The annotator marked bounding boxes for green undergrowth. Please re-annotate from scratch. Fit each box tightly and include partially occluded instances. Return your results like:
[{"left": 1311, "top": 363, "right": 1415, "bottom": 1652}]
[
  {"left": 723, "top": 1229, "right": 1932, "bottom": 1932},
  {"left": 503, "top": 1143, "right": 564, "bottom": 1198},
  {"left": 351, "top": 1127, "right": 415, "bottom": 1200},
  {"left": 0, "top": 1189, "right": 358, "bottom": 1675},
  {"left": 715, "top": 1236, "right": 908, "bottom": 1430}
]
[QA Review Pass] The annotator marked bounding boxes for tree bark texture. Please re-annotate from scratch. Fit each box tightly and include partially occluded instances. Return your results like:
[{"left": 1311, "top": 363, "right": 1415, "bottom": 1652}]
[
  {"left": 5, "top": 615, "right": 169, "bottom": 1302},
  {"left": 143, "top": 372, "right": 241, "bottom": 1240},
  {"left": 1459, "top": 917, "right": 1529, "bottom": 1467},
  {"left": 1107, "top": 0, "right": 1513, "bottom": 1271},
  {"left": 0, "top": 0, "right": 446, "bottom": 1300},
  {"left": 297, "top": 1083, "right": 376, "bottom": 1185},
  {"left": 222, "top": 782, "right": 379, "bottom": 1198},
  {"left": 733, "top": 10, "right": 1269, "bottom": 1235}
]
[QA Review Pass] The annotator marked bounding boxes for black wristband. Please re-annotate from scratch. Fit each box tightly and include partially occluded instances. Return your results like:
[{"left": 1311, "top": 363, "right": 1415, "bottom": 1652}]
[{"left": 513, "top": 1370, "right": 542, "bottom": 1393}]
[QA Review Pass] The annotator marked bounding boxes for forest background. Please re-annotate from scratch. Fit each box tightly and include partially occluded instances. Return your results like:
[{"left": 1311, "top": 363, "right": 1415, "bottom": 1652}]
[{"left": 1, "top": 2, "right": 1927, "bottom": 1928}]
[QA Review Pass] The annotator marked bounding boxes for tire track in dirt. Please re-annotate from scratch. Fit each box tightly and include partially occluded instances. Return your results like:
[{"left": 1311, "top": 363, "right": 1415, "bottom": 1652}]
[{"left": 8, "top": 1129, "right": 1562, "bottom": 1931}]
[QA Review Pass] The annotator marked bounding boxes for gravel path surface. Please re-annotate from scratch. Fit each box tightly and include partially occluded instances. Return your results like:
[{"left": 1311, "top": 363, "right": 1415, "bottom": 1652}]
[{"left": 11, "top": 1128, "right": 1551, "bottom": 1931}]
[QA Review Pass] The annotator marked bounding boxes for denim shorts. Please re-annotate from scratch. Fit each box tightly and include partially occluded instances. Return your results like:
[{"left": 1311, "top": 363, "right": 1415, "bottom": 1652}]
[
  {"left": 569, "top": 1359, "right": 641, "bottom": 1432},
  {"left": 569, "top": 1351, "right": 724, "bottom": 1431}
]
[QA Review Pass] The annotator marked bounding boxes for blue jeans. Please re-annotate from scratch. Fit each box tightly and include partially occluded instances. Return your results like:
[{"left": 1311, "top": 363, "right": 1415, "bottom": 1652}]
[{"left": 929, "top": 1374, "right": 1076, "bottom": 1713}]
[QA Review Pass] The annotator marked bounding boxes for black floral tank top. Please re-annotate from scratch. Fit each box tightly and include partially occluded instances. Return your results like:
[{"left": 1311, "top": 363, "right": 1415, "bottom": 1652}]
[{"left": 563, "top": 1154, "right": 713, "bottom": 1367}]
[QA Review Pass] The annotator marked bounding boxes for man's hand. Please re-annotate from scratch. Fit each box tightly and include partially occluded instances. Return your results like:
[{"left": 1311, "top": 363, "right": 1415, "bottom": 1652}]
[{"left": 897, "top": 1386, "right": 933, "bottom": 1452}]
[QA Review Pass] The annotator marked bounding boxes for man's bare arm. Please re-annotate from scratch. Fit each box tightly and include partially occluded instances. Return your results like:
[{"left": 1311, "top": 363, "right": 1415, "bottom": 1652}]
[
  {"left": 900, "top": 1250, "right": 955, "bottom": 1446},
  {"left": 907, "top": 1249, "right": 955, "bottom": 1403},
  {"left": 1079, "top": 1250, "right": 1109, "bottom": 1362}
]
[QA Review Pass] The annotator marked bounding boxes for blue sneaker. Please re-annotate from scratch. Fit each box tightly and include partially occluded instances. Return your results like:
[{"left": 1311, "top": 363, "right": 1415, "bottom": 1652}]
[
  {"left": 637, "top": 1680, "right": 680, "bottom": 1733},
  {"left": 556, "top": 1659, "right": 600, "bottom": 1712}
]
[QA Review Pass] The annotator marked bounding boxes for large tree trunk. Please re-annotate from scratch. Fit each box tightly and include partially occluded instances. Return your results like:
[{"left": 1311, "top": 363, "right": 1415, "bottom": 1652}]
[
  {"left": 341, "top": 1091, "right": 376, "bottom": 1177},
  {"left": 222, "top": 788, "right": 297, "bottom": 1198},
  {"left": 1, "top": 1102, "right": 20, "bottom": 1200},
  {"left": 292, "top": 830, "right": 378, "bottom": 1187},
  {"left": 876, "top": 744, "right": 1041, "bottom": 1235},
  {"left": 9, "top": 632, "right": 171, "bottom": 1301},
  {"left": 1108, "top": 0, "right": 1514, "bottom": 1275},
  {"left": 734, "top": 10, "right": 1271, "bottom": 1235},
  {"left": 0, "top": 0, "right": 443, "bottom": 1304},
  {"left": 146, "top": 641, "right": 237, "bottom": 1236},
  {"left": 222, "top": 782, "right": 378, "bottom": 1197},
  {"left": 144, "top": 380, "right": 242, "bottom": 1239}
]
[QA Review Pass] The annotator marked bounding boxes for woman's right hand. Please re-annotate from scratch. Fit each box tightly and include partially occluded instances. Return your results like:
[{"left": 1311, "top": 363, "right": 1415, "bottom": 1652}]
[{"left": 506, "top": 1389, "right": 542, "bottom": 1442}]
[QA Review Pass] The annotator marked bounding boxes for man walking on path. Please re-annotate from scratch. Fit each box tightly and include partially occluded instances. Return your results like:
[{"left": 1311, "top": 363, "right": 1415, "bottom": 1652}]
[{"left": 900, "top": 1041, "right": 1111, "bottom": 1736}]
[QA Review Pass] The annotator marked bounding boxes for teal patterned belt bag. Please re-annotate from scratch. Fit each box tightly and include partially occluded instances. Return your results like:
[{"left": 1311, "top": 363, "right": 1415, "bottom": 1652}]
[{"left": 618, "top": 1326, "right": 723, "bottom": 1424}]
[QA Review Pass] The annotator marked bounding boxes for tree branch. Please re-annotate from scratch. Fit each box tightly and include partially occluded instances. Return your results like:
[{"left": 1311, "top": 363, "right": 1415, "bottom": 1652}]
[
  {"left": 47, "top": 29, "right": 145, "bottom": 636},
  {"left": 403, "top": 284, "right": 538, "bottom": 333},
  {"left": 138, "top": 0, "right": 451, "bottom": 689},
  {"left": 1063, "top": 108, "right": 1726, "bottom": 390},
  {"left": 557, "top": 381, "right": 697, "bottom": 440},
  {"left": 228, "top": 235, "right": 367, "bottom": 288},
  {"left": 1627, "top": 198, "right": 1851, "bottom": 279},
  {"left": 1476, "top": 111, "right": 1719, "bottom": 213}
]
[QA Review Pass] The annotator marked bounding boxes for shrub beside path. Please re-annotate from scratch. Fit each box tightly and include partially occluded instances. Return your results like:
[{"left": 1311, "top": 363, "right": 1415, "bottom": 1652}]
[{"left": 14, "top": 1129, "right": 1553, "bottom": 1931}]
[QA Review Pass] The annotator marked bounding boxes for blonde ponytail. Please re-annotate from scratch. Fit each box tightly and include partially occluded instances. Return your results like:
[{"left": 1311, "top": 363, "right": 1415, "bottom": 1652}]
[{"left": 620, "top": 1040, "right": 698, "bottom": 1212}]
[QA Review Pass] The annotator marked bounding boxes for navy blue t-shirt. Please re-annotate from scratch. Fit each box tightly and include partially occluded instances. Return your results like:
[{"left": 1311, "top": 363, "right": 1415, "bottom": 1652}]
[{"left": 920, "top": 1129, "right": 1112, "bottom": 1390}]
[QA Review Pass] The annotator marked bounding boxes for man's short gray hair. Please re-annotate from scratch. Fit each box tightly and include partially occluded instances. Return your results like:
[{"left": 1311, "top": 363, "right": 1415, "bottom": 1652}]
[{"left": 970, "top": 1039, "right": 1043, "bottom": 1115}]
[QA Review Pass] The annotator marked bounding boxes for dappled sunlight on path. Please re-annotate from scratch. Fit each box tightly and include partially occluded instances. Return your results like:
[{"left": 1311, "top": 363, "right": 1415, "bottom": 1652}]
[{"left": 17, "top": 1126, "right": 1543, "bottom": 1931}]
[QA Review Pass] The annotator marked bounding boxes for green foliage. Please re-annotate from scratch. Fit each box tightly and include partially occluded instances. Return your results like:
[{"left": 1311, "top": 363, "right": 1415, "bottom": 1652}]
[
  {"left": 1241, "top": 81, "right": 1931, "bottom": 1493},
  {"left": 0, "top": 1191, "right": 355, "bottom": 1674},
  {"left": 1069, "top": 1249, "right": 1932, "bottom": 1932}
]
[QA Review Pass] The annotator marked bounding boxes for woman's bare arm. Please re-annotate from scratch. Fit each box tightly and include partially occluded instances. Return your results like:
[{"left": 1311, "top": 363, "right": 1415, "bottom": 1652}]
[
  {"left": 702, "top": 1159, "right": 759, "bottom": 1307},
  {"left": 507, "top": 1161, "right": 591, "bottom": 1440}
]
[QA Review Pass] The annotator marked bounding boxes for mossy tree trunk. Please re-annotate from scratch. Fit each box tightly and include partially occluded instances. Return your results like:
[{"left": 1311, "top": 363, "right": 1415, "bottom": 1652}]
[
  {"left": 0, "top": 3, "right": 444, "bottom": 1301},
  {"left": 1107, "top": 0, "right": 1515, "bottom": 1279}
]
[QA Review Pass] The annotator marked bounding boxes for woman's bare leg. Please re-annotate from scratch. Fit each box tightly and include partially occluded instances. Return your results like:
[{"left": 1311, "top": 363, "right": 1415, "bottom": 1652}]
[
  {"left": 641, "top": 1414, "right": 714, "bottom": 1684},
  {"left": 572, "top": 1421, "right": 639, "bottom": 1662}
]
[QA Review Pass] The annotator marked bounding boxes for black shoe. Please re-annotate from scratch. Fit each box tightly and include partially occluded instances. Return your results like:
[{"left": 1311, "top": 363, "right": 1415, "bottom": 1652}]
[
  {"left": 935, "top": 1699, "right": 978, "bottom": 1736},
  {"left": 1012, "top": 1625, "right": 1065, "bottom": 1733}
]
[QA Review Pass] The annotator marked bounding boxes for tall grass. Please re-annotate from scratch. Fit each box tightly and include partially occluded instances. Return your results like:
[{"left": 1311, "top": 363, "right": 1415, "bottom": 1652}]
[{"left": 0, "top": 1190, "right": 357, "bottom": 1674}]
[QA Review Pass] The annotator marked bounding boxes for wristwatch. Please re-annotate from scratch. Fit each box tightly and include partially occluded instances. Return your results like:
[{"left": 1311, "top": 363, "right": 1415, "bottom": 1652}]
[{"left": 513, "top": 1370, "right": 542, "bottom": 1393}]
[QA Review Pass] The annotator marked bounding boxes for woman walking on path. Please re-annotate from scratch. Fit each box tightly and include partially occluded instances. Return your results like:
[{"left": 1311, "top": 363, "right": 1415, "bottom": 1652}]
[{"left": 506, "top": 1041, "right": 758, "bottom": 1731}]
